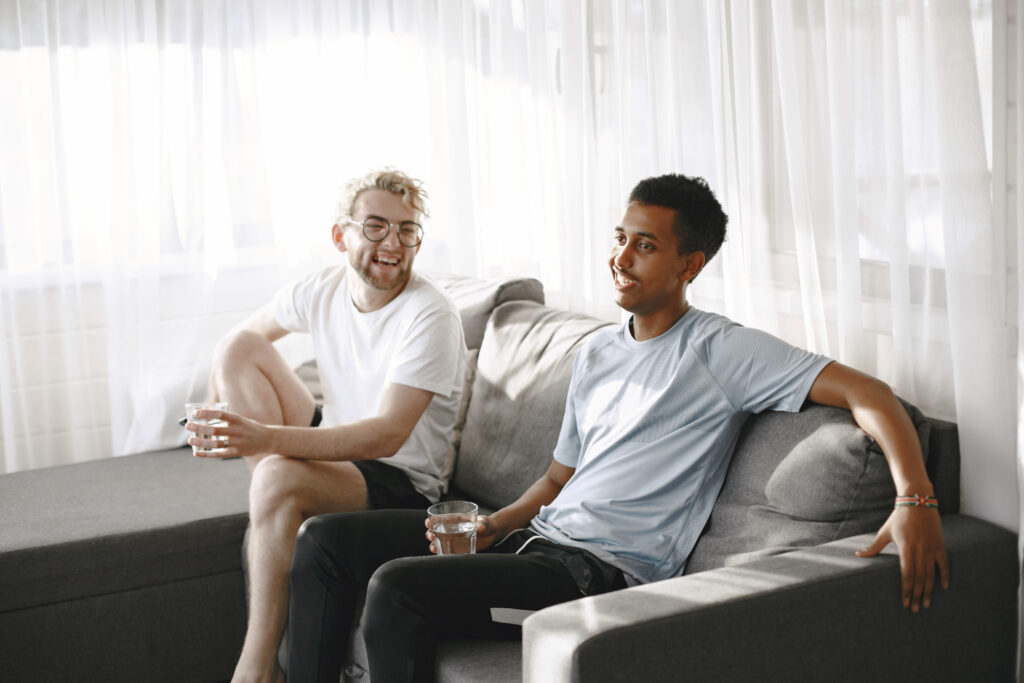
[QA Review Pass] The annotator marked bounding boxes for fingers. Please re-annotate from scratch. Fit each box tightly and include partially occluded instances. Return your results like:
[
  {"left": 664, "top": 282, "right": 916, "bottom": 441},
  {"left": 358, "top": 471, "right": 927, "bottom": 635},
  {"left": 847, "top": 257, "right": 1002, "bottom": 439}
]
[
  {"left": 921, "top": 553, "right": 935, "bottom": 609},
  {"left": 192, "top": 447, "right": 236, "bottom": 458},
  {"left": 898, "top": 546, "right": 914, "bottom": 610},
  {"left": 193, "top": 407, "right": 234, "bottom": 422},
  {"left": 423, "top": 517, "right": 437, "bottom": 554},
  {"left": 855, "top": 531, "right": 889, "bottom": 558}
]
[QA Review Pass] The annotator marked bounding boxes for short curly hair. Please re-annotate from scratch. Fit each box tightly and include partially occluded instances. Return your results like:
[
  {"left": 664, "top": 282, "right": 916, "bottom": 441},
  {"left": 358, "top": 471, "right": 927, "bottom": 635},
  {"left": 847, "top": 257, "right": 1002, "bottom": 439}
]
[
  {"left": 334, "top": 168, "right": 429, "bottom": 226},
  {"left": 628, "top": 174, "right": 728, "bottom": 271}
]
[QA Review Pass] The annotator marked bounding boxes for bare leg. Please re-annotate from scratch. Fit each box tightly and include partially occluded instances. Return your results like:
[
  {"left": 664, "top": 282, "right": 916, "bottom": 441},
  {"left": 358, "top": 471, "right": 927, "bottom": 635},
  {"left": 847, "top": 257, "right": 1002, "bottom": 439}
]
[
  {"left": 205, "top": 329, "right": 364, "bottom": 683},
  {"left": 233, "top": 456, "right": 370, "bottom": 683},
  {"left": 208, "top": 329, "right": 316, "bottom": 472}
]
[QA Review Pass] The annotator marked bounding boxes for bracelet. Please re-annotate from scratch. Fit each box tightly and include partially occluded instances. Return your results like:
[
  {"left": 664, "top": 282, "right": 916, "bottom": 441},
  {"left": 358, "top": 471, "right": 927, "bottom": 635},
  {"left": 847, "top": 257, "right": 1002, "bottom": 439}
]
[{"left": 895, "top": 494, "right": 938, "bottom": 509}]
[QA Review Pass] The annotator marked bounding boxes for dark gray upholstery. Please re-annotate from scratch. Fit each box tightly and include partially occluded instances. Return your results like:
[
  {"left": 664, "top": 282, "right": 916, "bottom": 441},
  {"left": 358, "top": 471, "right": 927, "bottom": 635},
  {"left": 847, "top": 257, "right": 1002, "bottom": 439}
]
[
  {"left": 453, "top": 300, "right": 613, "bottom": 511},
  {"left": 426, "top": 273, "right": 545, "bottom": 350},
  {"left": 0, "top": 450, "right": 250, "bottom": 682},
  {"left": 686, "top": 401, "right": 941, "bottom": 573},
  {"left": 525, "top": 516, "right": 1017, "bottom": 682}
]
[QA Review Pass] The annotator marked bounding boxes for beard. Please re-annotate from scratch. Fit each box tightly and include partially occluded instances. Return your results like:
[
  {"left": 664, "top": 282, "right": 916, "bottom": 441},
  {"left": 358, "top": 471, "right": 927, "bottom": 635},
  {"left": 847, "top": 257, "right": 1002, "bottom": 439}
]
[{"left": 348, "top": 250, "right": 412, "bottom": 292}]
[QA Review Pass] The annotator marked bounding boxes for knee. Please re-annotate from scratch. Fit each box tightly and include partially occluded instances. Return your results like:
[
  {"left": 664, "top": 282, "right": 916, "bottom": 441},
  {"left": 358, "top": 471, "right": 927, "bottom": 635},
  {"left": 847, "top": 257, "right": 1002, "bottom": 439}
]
[
  {"left": 249, "top": 455, "right": 303, "bottom": 521},
  {"left": 212, "top": 328, "right": 270, "bottom": 373},
  {"left": 366, "top": 558, "right": 424, "bottom": 615},
  {"left": 291, "top": 515, "right": 331, "bottom": 578}
]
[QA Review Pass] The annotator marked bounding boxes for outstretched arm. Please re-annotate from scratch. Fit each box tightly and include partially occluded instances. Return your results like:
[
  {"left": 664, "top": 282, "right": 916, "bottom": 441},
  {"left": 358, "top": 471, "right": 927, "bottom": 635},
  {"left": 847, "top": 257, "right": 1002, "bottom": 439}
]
[{"left": 808, "top": 361, "right": 949, "bottom": 612}]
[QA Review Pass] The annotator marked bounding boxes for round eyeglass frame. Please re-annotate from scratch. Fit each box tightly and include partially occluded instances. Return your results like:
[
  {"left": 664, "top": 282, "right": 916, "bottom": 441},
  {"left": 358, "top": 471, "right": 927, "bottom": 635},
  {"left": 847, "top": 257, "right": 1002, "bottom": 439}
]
[{"left": 344, "top": 217, "right": 423, "bottom": 247}]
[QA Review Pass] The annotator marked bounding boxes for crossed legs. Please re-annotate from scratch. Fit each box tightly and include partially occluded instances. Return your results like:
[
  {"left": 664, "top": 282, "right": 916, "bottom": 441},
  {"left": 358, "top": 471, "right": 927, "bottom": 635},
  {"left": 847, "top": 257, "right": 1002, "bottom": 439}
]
[{"left": 209, "top": 329, "right": 371, "bottom": 683}]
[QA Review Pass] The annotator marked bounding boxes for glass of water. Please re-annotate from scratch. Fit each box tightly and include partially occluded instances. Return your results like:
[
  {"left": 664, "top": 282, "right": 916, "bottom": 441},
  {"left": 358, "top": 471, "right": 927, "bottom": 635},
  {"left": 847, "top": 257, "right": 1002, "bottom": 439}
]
[
  {"left": 185, "top": 402, "right": 228, "bottom": 453},
  {"left": 427, "top": 501, "right": 478, "bottom": 555}
]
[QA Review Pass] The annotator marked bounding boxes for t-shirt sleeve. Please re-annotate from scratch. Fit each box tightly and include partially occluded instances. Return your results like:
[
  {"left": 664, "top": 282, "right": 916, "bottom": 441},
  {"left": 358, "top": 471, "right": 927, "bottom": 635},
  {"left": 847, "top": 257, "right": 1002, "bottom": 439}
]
[
  {"left": 551, "top": 351, "right": 585, "bottom": 468},
  {"left": 387, "top": 307, "right": 464, "bottom": 398},
  {"left": 706, "top": 324, "right": 832, "bottom": 414},
  {"left": 272, "top": 271, "right": 319, "bottom": 333}
]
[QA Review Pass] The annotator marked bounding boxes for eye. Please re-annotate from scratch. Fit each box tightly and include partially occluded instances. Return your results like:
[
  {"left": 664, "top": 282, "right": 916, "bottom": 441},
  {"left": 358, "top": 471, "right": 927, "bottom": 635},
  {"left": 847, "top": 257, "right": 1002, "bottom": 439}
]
[
  {"left": 613, "top": 232, "right": 626, "bottom": 244},
  {"left": 639, "top": 241, "right": 653, "bottom": 251}
]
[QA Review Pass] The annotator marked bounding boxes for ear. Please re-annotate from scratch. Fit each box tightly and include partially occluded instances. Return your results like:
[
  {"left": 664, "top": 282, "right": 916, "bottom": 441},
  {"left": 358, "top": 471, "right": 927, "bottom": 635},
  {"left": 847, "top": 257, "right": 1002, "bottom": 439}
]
[
  {"left": 679, "top": 251, "right": 705, "bottom": 283},
  {"left": 331, "top": 224, "right": 347, "bottom": 252}
]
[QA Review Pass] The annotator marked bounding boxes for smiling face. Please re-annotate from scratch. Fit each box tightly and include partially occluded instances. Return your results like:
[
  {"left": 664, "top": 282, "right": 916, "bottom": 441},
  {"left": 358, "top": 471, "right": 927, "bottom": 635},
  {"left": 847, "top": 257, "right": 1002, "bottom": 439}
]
[
  {"left": 609, "top": 201, "right": 704, "bottom": 340},
  {"left": 333, "top": 188, "right": 421, "bottom": 309}
]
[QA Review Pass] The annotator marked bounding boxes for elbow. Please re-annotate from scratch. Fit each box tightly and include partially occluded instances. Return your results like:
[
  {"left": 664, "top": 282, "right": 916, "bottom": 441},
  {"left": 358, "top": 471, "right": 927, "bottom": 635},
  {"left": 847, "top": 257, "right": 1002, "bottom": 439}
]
[{"left": 371, "top": 427, "right": 413, "bottom": 460}]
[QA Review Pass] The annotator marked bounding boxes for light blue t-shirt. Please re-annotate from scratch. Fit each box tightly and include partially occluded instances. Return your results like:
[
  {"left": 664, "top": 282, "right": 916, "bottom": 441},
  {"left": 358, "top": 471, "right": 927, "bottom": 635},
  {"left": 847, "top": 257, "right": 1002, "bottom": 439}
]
[{"left": 530, "top": 308, "right": 831, "bottom": 584}]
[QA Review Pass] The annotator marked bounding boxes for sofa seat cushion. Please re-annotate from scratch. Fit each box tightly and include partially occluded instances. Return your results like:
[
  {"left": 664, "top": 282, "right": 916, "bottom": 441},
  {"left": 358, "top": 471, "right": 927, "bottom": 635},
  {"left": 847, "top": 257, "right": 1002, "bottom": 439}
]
[
  {"left": 436, "top": 638, "right": 521, "bottom": 683},
  {"left": 0, "top": 448, "right": 250, "bottom": 613},
  {"left": 685, "top": 401, "right": 937, "bottom": 573},
  {"left": 453, "top": 300, "right": 613, "bottom": 511}
]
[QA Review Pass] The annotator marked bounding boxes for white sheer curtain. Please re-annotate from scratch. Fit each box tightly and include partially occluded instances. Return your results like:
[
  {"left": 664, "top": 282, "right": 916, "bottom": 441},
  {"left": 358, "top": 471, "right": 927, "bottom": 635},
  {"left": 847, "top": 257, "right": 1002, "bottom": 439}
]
[
  {"left": 0, "top": 0, "right": 1017, "bottom": 541},
  {"left": 697, "top": 0, "right": 1014, "bottom": 532}
]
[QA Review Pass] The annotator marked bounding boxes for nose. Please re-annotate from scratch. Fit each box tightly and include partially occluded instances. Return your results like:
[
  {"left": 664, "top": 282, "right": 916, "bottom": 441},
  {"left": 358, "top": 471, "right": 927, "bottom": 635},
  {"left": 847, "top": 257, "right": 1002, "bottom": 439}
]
[
  {"left": 379, "top": 225, "right": 403, "bottom": 249},
  {"left": 612, "top": 241, "right": 632, "bottom": 270}
]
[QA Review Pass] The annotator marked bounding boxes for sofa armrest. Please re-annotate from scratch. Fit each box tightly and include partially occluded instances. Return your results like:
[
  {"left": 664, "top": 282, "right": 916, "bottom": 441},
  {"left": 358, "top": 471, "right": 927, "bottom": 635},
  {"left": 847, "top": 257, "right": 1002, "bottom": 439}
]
[{"left": 522, "top": 515, "right": 1017, "bottom": 682}]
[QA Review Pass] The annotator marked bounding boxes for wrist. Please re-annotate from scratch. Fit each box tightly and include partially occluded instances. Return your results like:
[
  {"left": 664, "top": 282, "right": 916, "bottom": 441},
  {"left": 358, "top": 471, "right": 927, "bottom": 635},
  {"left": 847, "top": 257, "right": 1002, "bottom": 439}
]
[
  {"left": 265, "top": 424, "right": 285, "bottom": 456},
  {"left": 894, "top": 494, "right": 939, "bottom": 509}
]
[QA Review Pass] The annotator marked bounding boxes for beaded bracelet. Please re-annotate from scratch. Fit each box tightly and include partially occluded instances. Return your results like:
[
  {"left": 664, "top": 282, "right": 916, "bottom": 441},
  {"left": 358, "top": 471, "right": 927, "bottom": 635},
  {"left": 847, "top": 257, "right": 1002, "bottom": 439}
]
[{"left": 895, "top": 494, "right": 938, "bottom": 509}]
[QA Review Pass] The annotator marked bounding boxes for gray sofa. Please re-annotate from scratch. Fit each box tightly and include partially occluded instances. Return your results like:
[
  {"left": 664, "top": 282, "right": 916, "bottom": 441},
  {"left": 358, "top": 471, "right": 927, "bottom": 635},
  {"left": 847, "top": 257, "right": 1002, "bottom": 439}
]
[{"left": 0, "top": 274, "right": 1018, "bottom": 683}]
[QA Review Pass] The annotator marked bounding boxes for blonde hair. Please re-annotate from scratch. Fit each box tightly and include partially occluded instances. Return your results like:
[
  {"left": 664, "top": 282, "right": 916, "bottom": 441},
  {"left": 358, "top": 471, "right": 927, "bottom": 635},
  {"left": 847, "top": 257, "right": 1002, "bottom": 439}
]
[{"left": 334, "top": 168, "right": 429, "bottom": 225}]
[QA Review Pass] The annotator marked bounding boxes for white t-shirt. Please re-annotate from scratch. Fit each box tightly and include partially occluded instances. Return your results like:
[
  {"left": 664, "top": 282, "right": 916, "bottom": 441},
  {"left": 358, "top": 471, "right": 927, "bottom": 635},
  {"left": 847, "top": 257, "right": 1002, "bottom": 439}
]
[
  {"left": 531, "top": 308, "right": 831, "bottom": 584},
  {"left": 273, "top": 265, "right": 466, "bottom": 502}
]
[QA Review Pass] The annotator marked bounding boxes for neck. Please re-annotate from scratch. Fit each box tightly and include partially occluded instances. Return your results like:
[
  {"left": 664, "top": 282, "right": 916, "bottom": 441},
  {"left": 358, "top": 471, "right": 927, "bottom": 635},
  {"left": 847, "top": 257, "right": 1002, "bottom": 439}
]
[
  {"left": 349, "top": 274, "right": 411, "bottom": 312},
  {"left": 630, "top": 301, "right": 690, "bottom": 341}
]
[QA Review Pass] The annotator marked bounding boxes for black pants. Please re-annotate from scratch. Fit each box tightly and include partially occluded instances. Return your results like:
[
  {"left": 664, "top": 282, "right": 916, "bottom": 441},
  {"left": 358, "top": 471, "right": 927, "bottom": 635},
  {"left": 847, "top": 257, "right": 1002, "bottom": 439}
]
[{"left": 287, "top": 509, "right": 625, "bottom": 683}]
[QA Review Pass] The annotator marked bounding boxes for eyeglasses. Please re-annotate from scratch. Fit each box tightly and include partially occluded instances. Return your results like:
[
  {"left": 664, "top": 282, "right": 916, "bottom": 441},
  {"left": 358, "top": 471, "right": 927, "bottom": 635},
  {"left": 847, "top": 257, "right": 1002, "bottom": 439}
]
[{"left": 344, "top": 216, "right": 424, "bottom": 247}]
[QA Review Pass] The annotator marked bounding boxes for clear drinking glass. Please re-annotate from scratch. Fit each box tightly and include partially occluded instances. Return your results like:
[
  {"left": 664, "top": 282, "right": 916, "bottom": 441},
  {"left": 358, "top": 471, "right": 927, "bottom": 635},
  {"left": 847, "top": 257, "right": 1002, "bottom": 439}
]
[
  {"left": 427, "top": 501, "right": 478, "bottom": 555},
  {"left": 185, "top": 402, "right": 228, "bottom": 453}
]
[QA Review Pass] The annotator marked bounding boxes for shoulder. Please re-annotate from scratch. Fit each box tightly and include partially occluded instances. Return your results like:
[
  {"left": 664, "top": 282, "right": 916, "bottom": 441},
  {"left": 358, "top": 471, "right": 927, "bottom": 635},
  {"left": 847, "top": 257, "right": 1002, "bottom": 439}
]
[
  {"left": 685, "top": 308, "right": 768, "bottom": 354},
  {"left": 401, "top": 272, "right": 461, "bottom": 318},
  {"left": 686, "top": 308, "right": 739, "bottom": 339},
  {"left": 293, "top": 263, "right": 349, "bottom": 296},
  {"left": 571, "top": 323, "right": 625, "bottom": 377}
]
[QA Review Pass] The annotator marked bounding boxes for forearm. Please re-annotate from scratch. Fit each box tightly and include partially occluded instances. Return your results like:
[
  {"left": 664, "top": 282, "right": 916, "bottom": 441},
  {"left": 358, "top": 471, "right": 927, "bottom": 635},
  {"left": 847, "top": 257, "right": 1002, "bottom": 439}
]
[
  {"left": 265, "top": 418, "right": 408, "bottom": 462},
  {"left": 490, "top": 464, "right": 571, "bottom": 535}
]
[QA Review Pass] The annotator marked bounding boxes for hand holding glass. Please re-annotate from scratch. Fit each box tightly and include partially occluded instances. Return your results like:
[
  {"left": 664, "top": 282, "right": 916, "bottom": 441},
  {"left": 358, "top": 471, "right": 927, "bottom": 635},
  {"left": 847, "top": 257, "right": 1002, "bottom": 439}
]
[
  {"left": 185, "top": 402, "right": 228, "bottom": 453},
  {"left": 428, "top": 501, "right": 478, "bottom": 555}
]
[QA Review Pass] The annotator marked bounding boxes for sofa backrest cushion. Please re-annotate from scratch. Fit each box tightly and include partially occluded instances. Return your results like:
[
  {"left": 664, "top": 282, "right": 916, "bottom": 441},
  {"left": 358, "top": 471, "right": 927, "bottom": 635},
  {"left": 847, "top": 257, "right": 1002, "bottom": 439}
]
[
  {"left": 427, "top": 273, "right": 545, "bottom": 350},
  {"left": 685, "top": 399, "right": 944, "bottom": 574},
  {"left": 453, "top": 301, "right": 613, "bottom": 511}
]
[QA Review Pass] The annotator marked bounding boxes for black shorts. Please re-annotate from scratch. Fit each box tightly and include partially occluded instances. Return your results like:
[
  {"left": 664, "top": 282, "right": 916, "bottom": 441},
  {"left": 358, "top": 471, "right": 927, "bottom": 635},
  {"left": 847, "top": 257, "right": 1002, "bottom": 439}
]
[{"left": 311, "top": 403, "right": 430, "bottom": 511}]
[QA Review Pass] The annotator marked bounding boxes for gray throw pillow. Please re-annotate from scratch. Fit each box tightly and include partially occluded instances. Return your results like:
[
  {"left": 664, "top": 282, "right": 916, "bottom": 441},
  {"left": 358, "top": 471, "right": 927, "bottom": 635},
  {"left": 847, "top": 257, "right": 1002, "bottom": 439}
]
[{"left": 685, "top": 400, "right": 932, "bottom": 574}]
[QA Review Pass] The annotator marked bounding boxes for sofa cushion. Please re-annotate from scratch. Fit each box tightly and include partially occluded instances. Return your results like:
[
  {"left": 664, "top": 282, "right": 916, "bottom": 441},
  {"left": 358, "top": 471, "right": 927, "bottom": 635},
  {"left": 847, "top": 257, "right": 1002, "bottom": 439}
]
[
  {"left": 427, "top": 273, "right": 545, "bottom": 350},
  {"left": 685, "top": 401, "right": 935, "bottom": 574},
  {"left": 0, "top": 449, "right": 250, "bottom": 613},
  {"left": 439, "top": 349, "right": 479, "bottom": 495},
  {"left": 453, "top": 301, "right": 613, "bottom": 511}
]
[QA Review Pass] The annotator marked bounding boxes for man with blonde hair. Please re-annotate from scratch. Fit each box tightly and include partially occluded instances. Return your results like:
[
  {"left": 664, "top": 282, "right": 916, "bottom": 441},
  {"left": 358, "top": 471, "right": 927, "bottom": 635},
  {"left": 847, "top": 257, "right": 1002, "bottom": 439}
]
[{"left": 187, "top": 168, "right": 466, "bottom": 683}]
